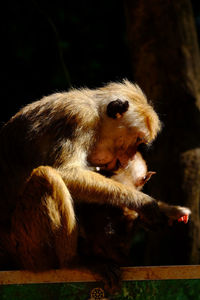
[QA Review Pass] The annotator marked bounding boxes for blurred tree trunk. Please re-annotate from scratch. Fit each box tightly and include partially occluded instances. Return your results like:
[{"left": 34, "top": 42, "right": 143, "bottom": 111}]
[{"left": 124, "top": 0, "right": 200, "bottom": 265}]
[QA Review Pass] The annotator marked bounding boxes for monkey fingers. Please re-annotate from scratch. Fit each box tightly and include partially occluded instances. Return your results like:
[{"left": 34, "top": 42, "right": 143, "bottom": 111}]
[
  {"left": 178, "top": 215, "right": 189, "bottom": 224},
  {"left": 157, "top": 202, "right": 191, "bottom": 226}
]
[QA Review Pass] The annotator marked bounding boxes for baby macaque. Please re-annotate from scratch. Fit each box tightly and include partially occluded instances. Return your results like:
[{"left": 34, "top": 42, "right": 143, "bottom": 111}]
[
  {"left": 77, "top": 152, "right": 191, "bottom": 291},
  {"left": 112, "top": 152, "right": 191, "bottom": 225}
]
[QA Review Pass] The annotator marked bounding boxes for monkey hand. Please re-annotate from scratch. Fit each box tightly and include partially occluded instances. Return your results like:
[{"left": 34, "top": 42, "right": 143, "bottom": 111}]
[
  {"left": 157, "top": 202, "right": 191, "bottom": 226},
  {"left": 178, "top": 215, "right": 189, "bottom": 224},
  {"left": 140, "top": 204, "right": 164, "bottom": 229},
  {"left": 130, "top": 194, "right": 164, "bottom": 229},
  {"left": 170, "top": 208, "right": 191, "bottom": 226}
]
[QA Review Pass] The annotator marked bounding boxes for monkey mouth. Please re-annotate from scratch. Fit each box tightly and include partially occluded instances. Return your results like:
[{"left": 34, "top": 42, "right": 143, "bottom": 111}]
[
  {"left": 97, "top": 138, "right": 146, "bottom": 172},
  {"left": 100, "top": 148, "right": 138, "bottom": 172},
  {"left": 113, "top": 159, "right": 122, "bottom": 171},
  {"left": 98, "top": 159, "right": 121, "bottom": 172}
]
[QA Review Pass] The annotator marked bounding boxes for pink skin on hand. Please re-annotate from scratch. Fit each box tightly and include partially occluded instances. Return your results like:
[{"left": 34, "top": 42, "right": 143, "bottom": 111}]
[{"left": 178, "top": 215, "right": 189, "bottom": 224}]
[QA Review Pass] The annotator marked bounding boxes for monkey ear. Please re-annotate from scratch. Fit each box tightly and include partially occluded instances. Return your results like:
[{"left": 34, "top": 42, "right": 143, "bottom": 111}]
[
  {"left": 143, "top": 171, "right": 156, "bottom": 184},
  {"left": 106, "top": 99, "right": 129, "bottom": 119}
]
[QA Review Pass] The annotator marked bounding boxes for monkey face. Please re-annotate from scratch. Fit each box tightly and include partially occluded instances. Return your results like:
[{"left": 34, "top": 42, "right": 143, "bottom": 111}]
[
  {"left": 88, "top": 127, "right": 146, "bottom": 171},
  {"left": 88, "top": 80, "right": 161, "bottom": 171}
]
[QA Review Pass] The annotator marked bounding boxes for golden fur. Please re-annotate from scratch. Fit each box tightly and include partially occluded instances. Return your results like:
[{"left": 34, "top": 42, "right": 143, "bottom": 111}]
[
  {"left": 111, "top": 152, "right": 191, "bottom": 224},
  {"left": 77, "top": 152, "right": 191, "bottom": 291},
  {"left": 0, "top": 80, "right": 161, "bottom": 270}
]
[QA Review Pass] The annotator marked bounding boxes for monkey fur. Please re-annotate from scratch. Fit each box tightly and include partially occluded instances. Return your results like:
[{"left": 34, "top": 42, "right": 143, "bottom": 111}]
[
  {"left": 0, "top": 80, "right": 163, "bottom": 270},
  {"left": 77, "top": 152, "right": 191, "bottom": 290}
]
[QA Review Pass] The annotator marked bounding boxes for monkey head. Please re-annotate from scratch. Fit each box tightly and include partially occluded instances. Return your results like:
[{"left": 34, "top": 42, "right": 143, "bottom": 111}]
[
  {"left": 111, "top": 152, "right": 156, "bottom": 190},
  {"left": 88, "top": 80, "right": 161, "bottom": 171}
]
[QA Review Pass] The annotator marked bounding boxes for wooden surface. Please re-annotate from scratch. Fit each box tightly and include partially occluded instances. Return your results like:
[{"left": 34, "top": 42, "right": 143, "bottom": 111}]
[{"left": 0, "top": 265, "right": 200, "bottom": 285}]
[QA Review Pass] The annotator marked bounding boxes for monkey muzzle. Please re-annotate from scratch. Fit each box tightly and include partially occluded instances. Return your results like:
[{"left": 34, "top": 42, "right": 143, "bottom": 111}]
[
  {"left": 100, "top": 144, "right": 138, "bottom": 172},
  {"left": 91, "top": 136, "right": 146, "bottom": 172}
]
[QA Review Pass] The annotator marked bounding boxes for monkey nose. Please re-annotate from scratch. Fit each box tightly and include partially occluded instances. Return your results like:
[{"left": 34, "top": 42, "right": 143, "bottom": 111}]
[
  {"left": 118, "top": 151, "right": 135, "bottom": 168},
  {"left": 105, "top": 159, "right": 118, "bottom": 170},
  {"left": 117, "top": 154, "right": 129, "bottom": 168},
  {"left": 126, "top": 144, "right": 137, "bottom": 159}
]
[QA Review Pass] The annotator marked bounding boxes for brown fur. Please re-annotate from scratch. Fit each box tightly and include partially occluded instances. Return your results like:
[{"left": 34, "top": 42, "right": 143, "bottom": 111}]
[
  {"left": 0, "top": 80, "right": 162, "bottom": 270},
  {"left": 77, "top": 152, "right": 191, "bottom": 290},
  {"left": 112, "top": 153, "right": 191, "bottom": 224}
]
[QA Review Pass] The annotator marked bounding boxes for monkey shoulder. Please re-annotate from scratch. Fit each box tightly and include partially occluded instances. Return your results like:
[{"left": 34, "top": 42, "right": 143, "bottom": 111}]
[{"left": 21, "top": 91, "right": 100, "bottom": 132}]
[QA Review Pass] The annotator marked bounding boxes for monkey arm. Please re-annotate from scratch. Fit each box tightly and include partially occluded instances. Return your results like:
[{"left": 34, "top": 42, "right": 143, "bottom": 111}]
[{"left": 59, "top": 167, "right": 160, "bottom": 216}]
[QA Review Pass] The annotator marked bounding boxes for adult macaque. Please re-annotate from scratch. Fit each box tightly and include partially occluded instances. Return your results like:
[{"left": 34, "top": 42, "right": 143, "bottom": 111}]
[{"left": 0, "top": 80, "right": 162, "bottom": 270}]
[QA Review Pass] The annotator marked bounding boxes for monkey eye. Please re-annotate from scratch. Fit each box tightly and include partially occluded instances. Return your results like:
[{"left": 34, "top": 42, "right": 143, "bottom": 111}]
[
  {"left": 136, "top": 136, "right": 146, "bottom": 145},
  {"left": 136, "top": 137, "right": 143, "bottom": 145},
  {"left": 116, "top": 159, "right": 122, "bottom": 170}
]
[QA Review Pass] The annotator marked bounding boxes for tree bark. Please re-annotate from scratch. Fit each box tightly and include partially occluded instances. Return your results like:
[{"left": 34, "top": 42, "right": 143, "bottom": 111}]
[{"left": 124, "top": 0, "right": 200, "bottom": 264}]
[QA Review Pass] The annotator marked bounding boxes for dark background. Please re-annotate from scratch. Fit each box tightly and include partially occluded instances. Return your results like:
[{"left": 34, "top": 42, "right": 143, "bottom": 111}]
[
  {"left": 1, "top": 0, "right": 132, "bottom": 124},
  {"left": 1, "top": 0, "right": 199, "bottom": 120},
  {"left": 1, "top": 1, "right": 200, "bottom": 123}
]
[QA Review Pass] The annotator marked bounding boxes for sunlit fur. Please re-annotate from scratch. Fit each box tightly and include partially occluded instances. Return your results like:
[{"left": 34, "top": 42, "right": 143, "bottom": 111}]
[
  {"left": 96, "top": 80, "right": 161, "bottom": 142},
  {"left": 77, "top": 152, "right": 191, "bottom": 291},
  {"left": 0, "top": 80, "right": 161, "bottom": 270},
  {"left": 111, "top": 152, "right": 191, "bottom": 224}
]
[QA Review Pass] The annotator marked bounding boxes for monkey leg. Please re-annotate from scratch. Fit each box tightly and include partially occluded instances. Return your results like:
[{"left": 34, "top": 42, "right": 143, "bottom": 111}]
[{"left": 10, "top": 166, "right": 78, "bottom": 270}]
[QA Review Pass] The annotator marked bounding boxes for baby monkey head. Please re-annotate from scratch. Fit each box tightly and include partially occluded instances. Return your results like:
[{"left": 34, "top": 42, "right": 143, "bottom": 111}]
[
  {"left": 111, "top": 152, "right": 156, "bottom": 190},
  {"left": 89, "top": 80, "right": 161, "bottom": 171}
]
